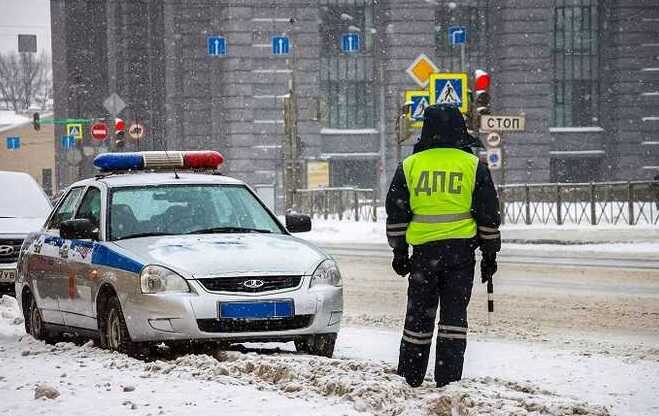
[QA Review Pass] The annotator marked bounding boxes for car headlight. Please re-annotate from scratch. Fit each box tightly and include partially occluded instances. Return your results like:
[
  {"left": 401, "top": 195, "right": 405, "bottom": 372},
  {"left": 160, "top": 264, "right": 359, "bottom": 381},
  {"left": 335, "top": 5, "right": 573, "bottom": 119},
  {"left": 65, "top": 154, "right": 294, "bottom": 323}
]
[
  {"left": 140, "top": 265, "right": 190, "bottom": 294},
  {"left": 310, "top": 259, "right": 342, "bottom": 288}
]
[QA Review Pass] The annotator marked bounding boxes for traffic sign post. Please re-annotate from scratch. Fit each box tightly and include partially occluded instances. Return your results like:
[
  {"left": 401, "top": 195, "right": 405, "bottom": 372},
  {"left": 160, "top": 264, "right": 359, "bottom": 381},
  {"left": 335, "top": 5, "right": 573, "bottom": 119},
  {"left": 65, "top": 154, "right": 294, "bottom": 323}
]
[
  {"left": 341, "top": 33, "right": 360, "bottom": 53},
  {"left": 66, "top": 123, "right": 83, "bottom": 141},
  {"left": 128, "top": 123, "right": 145, "bottom": 140},
  {"left": 61, "top": 135, "right": 76, "bottom": 150},
  {"left": 406, "top": 54, "right": 439, "bottom": 88},
  {"left": 91, "top": 122, "right": 108, "bottom": 141},
  {"left": 5, "top": 137, "right": 20, "bottom": 150},
  {"left": 429, "top": 73, "right": 469, "bottom": 114},
  {"left": 272, "top": 36, "right": 290, "bottom": 56},
  {"left": 405, "top": 90, "right": 430, "bottom": 129},
  {"left": 448, "top": 26, "right": 467, "bottom": 71},
  {"left": 208, "top": 36, "right": 227, "bottom": 57}
]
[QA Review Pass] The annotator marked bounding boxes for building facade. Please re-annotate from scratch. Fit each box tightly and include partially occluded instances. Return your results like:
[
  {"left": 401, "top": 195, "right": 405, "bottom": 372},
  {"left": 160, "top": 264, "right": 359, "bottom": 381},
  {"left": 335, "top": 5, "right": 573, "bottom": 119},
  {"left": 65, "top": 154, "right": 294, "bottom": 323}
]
[
  {"left": 0, "top": 118, "right": 56, "bottom": 195},
  {"left": 50, "top": 0, "right": 659, "bottom": 208}
]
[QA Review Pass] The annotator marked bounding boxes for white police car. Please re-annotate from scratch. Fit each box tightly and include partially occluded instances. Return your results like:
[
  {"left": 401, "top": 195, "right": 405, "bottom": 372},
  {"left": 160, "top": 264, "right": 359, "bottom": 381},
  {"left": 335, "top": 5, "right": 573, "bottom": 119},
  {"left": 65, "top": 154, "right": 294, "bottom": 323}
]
[{"left": 15, "top": 151, "right": 343, "bottom": 357}]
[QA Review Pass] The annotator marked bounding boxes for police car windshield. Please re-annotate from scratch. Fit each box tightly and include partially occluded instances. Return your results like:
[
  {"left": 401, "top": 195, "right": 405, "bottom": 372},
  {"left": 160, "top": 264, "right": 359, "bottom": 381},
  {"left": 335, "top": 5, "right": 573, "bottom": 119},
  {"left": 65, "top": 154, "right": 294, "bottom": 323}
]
[{"left": 109, "top": 184, "right": 282, "bottom": 241}]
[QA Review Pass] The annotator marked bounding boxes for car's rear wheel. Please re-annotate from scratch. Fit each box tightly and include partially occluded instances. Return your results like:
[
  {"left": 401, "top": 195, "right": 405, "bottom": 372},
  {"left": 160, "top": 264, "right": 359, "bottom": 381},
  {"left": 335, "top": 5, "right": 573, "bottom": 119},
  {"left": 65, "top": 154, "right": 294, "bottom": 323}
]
[
  {"left": 25, "top": 296, "right": 57, "bottom": 343},
  {"left": 99, "top": 296, "right": 143, "bottom": 357},
  {"left": 295, "top": 334, "right": 337, "bottom": 358}
]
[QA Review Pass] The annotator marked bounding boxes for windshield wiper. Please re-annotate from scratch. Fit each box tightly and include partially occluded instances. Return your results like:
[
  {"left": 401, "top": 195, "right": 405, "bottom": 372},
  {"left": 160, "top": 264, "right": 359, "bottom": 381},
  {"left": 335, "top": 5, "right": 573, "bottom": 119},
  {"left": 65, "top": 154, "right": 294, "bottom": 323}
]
[
  {"left": 114, "top": 232, "right": 173, "bottom": 241},
  {"left": 187, "top": 227, "right": 272, "bottom": 235}
]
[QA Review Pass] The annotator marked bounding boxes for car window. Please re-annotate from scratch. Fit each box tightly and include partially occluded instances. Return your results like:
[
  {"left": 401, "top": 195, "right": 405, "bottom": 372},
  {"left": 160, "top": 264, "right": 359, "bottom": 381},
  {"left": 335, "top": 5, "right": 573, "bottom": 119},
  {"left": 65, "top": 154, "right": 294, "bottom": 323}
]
[
  {"left": 75, "top": 187, "right": 102, "bottom": 231},
  {"left": 47, "top": 187, "right": 84, "bottom": 230},
  {"left": 109, "top": 185, "right": 282, "bottom": 240}
]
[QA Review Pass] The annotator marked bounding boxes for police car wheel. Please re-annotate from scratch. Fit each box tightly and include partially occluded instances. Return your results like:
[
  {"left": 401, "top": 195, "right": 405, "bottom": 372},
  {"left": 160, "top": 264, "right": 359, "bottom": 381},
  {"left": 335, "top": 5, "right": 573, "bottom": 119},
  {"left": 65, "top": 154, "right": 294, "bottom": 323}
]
[
  {"left": 294, "top": 334, "right": 336, "bottom": 358},
  {"left": 100, "top": 296, "right": 139, "bottom": 356},
  {"left": 27, "top": 297, "right": 53, "bottom": 342}
]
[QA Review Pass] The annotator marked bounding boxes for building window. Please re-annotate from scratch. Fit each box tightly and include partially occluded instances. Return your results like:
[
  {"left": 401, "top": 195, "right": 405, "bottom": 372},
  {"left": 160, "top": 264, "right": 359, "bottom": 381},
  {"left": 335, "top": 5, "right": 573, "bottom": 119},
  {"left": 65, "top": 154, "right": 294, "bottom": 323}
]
[
  {"left": 553, "top": 0, "right": 600, "bottom": 127},
  {"left": 320, "top": 0, "right": 376, "bottom": 129},
  {"left": 434, "top": 2, "right": 488, "bottom": 72},
  {"left": 550, "top": 157, "right": 601, "bottom": 182}
]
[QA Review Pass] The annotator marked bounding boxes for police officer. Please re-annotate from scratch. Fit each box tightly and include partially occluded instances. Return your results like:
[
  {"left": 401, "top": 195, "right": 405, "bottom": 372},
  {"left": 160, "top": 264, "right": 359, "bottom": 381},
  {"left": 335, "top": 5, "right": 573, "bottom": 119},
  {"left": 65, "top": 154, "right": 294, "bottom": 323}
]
[{"left": 385, "top": 104, "right": 501, "bottom": 388}]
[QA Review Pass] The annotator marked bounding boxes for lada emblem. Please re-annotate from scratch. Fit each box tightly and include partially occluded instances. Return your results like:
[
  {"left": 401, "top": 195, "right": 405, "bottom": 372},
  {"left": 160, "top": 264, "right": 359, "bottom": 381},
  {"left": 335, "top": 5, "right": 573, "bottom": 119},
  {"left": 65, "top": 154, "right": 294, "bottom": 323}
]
[{"left": 243, "top": 279, "right": 265, "bottom": 289}]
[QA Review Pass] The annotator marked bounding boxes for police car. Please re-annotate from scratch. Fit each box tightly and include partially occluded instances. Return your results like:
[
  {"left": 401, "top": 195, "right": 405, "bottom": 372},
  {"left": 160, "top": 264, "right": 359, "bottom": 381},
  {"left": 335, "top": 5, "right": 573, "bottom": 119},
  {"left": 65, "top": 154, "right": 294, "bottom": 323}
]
[{"left": 15, "top": 151, "right": 343, "bottom": 357}]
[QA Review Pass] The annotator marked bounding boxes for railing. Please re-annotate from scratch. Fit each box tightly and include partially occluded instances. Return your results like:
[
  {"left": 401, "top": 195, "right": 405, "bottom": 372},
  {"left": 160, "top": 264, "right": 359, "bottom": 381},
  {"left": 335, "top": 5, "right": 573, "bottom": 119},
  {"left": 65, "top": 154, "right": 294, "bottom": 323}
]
[
  {"left": 293, "top": 181, "right": 659, "bottom": 226},
  {"left": 293, "top": 187, "right": 378, "bottom": 222},
  {"left": 498, "top": 181, "right": 659, "bottom": 226}
]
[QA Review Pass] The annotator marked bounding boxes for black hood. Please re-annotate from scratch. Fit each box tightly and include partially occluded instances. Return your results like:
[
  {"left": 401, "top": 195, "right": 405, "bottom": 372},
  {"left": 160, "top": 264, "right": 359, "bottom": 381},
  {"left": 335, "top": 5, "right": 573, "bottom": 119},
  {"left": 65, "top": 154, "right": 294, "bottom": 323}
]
[{"left": 414, "top": 104, "right": 481, "bottom": 154}]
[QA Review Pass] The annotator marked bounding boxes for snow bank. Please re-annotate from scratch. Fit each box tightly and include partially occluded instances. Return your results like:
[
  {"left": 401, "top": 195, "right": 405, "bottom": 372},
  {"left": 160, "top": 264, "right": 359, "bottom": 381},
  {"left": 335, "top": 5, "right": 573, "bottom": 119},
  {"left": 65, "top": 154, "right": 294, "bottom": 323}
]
[
  {"left": 302, "top": 219, "right": 659, "bottom": 246},
  {"left": 0, "top": 295, "right": 24, "bottom": 339},
  {"left": 0, "top": 296, "right": 612, "bottom": 416}
]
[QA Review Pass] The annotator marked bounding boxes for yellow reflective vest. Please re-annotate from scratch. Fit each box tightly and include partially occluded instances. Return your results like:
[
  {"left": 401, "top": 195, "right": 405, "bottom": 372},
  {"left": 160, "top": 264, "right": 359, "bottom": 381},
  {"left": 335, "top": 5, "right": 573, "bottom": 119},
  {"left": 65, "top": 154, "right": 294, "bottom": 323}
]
[{"left": 402, "top": 148, "right": 478, "bottom": 245}]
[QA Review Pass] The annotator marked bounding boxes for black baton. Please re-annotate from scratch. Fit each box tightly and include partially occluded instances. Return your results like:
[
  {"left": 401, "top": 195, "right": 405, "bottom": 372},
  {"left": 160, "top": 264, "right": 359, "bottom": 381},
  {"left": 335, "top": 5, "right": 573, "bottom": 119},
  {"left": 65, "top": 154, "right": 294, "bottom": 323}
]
[{"left": 486, "top": 277, "right": 494, "bottom": 325}]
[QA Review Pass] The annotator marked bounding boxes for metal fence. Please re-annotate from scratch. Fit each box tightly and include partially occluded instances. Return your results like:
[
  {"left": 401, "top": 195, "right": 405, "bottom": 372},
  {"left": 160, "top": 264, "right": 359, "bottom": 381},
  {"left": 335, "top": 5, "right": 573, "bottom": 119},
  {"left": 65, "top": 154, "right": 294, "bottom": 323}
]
[
  {"left": 499, "top": 181, "right": 659, "bottom": 226},
  {"left": 293, "top": 187, "right": 378, "bottom": 222}
]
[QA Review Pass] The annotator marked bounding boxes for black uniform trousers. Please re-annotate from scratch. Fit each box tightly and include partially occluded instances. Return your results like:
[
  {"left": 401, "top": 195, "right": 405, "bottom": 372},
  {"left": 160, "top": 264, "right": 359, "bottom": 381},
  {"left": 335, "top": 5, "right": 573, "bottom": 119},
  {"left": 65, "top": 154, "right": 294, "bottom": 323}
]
[{"left": 397, "top": 238, "right": 476, "bottom": 387}]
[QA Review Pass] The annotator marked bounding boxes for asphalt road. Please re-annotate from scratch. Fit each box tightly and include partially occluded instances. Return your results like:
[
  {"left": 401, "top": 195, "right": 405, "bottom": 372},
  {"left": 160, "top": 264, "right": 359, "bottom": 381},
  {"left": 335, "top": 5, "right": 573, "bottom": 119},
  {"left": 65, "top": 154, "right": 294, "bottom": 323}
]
[
  {"left": 321, "top": 243, "right": 659, "bottom": 270},
  {"left": 329, "top": 244, "right": 659, "bottom": 359}
]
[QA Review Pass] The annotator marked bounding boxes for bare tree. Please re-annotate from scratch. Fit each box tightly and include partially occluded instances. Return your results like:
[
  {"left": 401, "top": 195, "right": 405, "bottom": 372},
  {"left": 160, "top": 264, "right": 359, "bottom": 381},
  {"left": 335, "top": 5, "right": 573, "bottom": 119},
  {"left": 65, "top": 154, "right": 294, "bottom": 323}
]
[{"left": 0, "top": 51, "right": 52, "bottom": 111}]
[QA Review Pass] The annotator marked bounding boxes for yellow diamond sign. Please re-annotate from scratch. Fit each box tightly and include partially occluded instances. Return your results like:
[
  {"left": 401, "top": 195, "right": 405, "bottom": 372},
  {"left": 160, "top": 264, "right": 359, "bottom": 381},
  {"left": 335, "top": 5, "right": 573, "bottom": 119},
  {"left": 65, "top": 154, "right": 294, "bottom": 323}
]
[{"left": 406, "top": 53, "right": 439, "bottom": 88}]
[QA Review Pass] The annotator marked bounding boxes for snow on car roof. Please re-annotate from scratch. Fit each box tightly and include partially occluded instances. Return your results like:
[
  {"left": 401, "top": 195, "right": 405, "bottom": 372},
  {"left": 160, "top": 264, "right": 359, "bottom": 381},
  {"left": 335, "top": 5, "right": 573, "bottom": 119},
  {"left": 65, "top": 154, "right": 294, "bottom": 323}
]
[{"left": 70, "top": 171, "right": 245, "bottom": 189}]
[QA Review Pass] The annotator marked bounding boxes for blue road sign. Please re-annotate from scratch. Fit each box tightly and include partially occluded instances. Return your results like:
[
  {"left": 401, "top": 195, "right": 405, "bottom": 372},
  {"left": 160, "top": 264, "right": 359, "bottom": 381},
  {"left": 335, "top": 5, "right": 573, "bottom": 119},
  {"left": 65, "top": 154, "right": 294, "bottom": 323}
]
[
  {"left": 272, "top": 36, "right": 290, "bottom": 56},
  {"left": 341, "top": 33, "right": 360, "bottom": 53},
  {"left": 448, "top": 26, "right": 467, "bottom": 45},
  {"left": 207, "top": 36, "right": 227, "bottom": 57},
  {"left": 5, "top": 137, "right": 20, "bottom": 150},
  {"left": 61, "top": 135, "right": 76, "bottom": 150}
]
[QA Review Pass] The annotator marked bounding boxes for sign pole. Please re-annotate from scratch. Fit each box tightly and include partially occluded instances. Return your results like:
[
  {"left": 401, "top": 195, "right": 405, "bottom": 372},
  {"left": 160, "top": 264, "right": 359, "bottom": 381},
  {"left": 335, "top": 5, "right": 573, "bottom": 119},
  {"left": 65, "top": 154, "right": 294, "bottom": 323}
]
[{"left": 460, "top": 42, "right": 466, "bottom": 72}]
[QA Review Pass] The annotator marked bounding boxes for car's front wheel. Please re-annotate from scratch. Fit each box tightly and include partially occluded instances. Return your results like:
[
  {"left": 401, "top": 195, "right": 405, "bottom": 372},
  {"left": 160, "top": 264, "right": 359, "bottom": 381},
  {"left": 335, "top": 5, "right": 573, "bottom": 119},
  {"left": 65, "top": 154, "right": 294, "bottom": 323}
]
[
  {"left": 99, "top": 296, "right": 143, "bottom": 357},
  {"left": 295, "top": 334, "right": 337, "bottom": 358}
]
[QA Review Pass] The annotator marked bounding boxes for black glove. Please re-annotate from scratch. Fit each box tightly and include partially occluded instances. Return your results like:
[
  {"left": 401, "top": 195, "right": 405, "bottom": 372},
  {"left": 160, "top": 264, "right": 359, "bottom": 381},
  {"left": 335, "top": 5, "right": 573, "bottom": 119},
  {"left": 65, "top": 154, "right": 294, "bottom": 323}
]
[
  {"left": 392, "top": 251, "right": 411, "bottom": 277},
  {"left": 480, "top": 252, "right": 497, "bottom": 283}
]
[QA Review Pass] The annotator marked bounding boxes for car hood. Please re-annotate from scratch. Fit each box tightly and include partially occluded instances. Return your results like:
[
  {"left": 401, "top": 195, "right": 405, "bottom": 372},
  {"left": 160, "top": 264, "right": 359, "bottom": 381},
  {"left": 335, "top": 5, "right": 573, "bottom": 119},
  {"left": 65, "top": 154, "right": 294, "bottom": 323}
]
[
  {"left": 111, "top": 233, "right": 328, "bottom": 278},
  {"left": 0, "top": 217, "right": 45, "bottom": 237}
]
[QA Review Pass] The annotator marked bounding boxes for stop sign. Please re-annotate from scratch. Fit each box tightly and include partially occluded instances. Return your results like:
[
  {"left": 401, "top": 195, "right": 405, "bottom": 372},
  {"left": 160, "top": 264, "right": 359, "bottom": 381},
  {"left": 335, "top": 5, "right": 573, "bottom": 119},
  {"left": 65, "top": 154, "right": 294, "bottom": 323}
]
[{"left": 91, "top": 122, "right": 108, "bottom": 140}]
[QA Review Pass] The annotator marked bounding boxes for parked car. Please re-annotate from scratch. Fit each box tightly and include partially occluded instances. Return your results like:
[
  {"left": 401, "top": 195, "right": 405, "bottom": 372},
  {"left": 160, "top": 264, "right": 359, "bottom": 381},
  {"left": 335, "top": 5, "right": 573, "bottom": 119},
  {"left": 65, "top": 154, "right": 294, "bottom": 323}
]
[
  {"left": 15, "top": 151, "right": 343, "bottom": 357},
  {"left": 0, "top": 171, "right": 52, "bottom": 296}
]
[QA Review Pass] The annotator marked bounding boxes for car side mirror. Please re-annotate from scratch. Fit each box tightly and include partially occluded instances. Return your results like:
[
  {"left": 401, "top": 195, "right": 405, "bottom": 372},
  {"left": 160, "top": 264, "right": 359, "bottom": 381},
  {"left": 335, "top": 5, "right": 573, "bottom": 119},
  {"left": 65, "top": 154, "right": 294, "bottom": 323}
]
[
  {"left": 285, "top": 214, "right": 311, "bottom": 233},
  {"left": 60, "top": 219, "right": 95, "bottom": 240}
]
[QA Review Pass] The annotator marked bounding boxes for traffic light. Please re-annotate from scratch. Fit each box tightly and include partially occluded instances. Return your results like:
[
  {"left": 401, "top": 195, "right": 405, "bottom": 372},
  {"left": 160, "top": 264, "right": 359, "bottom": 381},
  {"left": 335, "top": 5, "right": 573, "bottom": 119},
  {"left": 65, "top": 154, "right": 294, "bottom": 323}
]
[
  {"left": 473, "top": 69, "right": 491, "bottom": 115},
  {"left": 32, "top": 113, "right": 40, "bottom": 131},
  {"left": 114, "top": 117, "right": 125, "bottom": 148}
]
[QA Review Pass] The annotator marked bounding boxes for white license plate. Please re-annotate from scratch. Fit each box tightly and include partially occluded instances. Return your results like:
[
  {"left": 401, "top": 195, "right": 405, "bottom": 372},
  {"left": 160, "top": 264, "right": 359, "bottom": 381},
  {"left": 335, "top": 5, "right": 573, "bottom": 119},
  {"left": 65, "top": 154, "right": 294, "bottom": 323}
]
[{"left": 0, "top": 270, "right": 16, "bottom": 282}]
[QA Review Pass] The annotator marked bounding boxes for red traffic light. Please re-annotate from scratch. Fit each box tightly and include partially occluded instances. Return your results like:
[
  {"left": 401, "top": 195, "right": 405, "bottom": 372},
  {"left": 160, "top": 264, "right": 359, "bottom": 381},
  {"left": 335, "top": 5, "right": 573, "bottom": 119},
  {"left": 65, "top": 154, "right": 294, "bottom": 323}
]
[
  {"left": 474, "top": 69, "right": 491, "bottom": 91},
  {"left": 114, "top": 117, "right": 125, "bottom": 133}
]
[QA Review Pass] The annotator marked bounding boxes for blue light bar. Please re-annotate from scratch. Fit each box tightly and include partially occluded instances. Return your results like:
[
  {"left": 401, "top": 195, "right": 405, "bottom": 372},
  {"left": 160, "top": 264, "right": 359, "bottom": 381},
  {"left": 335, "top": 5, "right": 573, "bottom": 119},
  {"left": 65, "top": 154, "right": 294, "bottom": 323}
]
[{"left": 94, "top": 153, "right": 145, "bottom": 172}]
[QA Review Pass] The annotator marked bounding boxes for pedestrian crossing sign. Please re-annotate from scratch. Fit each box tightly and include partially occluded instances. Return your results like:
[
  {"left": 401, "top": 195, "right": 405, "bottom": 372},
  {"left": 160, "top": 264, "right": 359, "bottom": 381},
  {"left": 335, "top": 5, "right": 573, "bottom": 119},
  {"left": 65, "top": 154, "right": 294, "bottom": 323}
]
[
  {"left": 66, "top": 123, "right": 83, "bottom": 140},
  {"left": 405, "top": 90, "right": 430, "bottom": 129},
  {"left": 429, "top": 73, "right": 468, "bottom": 114}
]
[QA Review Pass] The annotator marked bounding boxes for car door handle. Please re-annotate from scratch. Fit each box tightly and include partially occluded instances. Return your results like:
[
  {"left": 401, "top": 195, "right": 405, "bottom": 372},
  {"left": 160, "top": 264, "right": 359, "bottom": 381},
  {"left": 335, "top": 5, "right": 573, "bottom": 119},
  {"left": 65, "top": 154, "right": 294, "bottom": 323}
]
[{"left": 47, "top": 258, "right": 55, "bottom": 266}]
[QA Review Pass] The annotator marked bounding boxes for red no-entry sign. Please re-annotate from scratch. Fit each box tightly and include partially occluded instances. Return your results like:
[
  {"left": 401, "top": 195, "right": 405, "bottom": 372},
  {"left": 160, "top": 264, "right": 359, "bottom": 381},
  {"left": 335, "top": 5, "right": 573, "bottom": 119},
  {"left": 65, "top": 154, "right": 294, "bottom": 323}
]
[{"left": 91, "top": 122, "right": 108, "bottom": 140}]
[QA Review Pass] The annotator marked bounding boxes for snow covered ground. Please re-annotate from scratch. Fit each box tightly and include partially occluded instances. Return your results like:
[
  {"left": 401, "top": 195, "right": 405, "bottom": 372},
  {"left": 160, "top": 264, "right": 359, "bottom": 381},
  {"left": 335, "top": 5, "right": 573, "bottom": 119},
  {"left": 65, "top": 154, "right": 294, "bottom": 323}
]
[
  {"left": 301, "top": 219, "right": 659, "bottom": 253},
  {"left": 3, "top": 295, "right": 657, "bottom": 415}
]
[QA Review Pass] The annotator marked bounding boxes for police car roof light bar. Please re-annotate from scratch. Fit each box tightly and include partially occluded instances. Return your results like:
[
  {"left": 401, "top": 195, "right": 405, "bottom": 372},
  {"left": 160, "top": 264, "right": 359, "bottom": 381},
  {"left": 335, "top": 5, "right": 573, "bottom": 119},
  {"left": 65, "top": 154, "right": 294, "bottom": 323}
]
[{"left": 93, "top": 151, "right": 224, "bottom": 172}]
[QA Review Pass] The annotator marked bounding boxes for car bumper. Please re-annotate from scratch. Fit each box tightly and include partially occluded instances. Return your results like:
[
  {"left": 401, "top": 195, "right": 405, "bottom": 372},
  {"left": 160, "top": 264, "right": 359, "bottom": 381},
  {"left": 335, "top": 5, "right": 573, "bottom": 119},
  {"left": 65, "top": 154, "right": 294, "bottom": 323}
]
[{"left": 121, "top": 277, "right": 343, "bottom": 343}]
